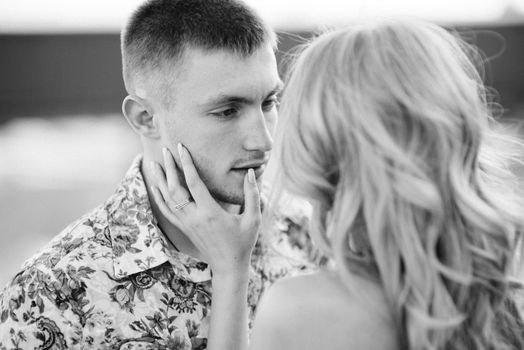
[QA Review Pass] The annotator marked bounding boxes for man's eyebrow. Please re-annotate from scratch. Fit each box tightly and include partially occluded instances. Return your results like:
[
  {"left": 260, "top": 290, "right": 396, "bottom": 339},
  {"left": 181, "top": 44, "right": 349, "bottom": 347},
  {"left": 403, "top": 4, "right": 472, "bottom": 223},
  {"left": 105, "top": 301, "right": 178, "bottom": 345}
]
[
  {"left": 205, "top": 95, "right": 251, "bottom": 106},
  {"left": 202, "top": 81, "right": 284, "bottom": 108}
]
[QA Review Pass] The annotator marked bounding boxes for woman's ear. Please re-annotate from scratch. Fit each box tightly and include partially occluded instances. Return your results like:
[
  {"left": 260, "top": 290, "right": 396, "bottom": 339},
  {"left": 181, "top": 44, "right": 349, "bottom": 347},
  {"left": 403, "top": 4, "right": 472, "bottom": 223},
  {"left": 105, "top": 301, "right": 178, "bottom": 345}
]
[{"left": 122, "top": 95, "right": 160, "bottom": 139}]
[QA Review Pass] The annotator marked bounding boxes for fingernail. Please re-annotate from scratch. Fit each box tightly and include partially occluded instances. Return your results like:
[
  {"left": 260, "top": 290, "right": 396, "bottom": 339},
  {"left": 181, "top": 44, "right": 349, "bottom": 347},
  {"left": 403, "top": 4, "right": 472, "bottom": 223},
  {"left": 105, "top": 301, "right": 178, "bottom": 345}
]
[
  {"left": 248, "top": 168, "right": 255, "bottom": 184},
  {"left": 177, "top": 143, "right": 183, "bottom": 160}
]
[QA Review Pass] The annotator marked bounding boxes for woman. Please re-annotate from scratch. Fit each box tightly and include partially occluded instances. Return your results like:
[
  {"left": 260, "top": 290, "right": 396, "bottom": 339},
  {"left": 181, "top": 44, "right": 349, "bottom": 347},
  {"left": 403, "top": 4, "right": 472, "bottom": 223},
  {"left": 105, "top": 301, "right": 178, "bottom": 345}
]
[{"left": 151, "top": 18, "right": 524, "bottom": 349}]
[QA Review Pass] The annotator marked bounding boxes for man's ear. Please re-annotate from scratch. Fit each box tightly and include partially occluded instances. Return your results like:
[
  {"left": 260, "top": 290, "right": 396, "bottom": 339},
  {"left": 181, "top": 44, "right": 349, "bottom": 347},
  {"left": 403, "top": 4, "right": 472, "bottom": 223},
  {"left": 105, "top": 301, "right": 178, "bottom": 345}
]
[{"left": 122, "top": 95, "right": 160, "bottom": 139}]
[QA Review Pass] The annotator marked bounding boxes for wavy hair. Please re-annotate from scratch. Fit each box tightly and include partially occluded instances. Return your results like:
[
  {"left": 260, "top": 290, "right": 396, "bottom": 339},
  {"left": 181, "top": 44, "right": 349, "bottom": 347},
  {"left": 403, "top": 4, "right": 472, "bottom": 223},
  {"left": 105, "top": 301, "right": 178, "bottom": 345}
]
[{"left": 275, "top": 18, "right": 524, "bottom": 349}]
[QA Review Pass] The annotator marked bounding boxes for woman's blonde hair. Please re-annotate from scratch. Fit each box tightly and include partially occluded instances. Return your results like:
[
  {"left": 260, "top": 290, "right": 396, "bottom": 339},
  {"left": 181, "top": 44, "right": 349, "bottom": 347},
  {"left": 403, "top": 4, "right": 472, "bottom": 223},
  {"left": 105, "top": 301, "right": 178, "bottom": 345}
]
[{"left": 275, "top": 18, "right": 524, "bottom": 349}]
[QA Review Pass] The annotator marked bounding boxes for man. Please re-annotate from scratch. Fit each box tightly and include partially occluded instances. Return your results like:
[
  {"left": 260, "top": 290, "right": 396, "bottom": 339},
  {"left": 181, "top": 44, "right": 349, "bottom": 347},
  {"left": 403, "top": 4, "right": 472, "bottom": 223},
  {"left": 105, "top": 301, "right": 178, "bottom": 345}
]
[{"left": 0, "top": 0, "right": 314, "bottom": 348}]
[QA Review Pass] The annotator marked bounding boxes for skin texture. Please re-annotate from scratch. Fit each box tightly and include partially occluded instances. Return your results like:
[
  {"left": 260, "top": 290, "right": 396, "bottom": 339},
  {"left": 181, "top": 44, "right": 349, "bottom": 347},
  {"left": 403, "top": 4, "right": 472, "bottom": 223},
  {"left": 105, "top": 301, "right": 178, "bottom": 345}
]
[
  {"left": 249, "top": 272, "right": 398, "bottom": 350},
  {"left": 151, "top": 44, "right": 281, "bottom": 204},
  {"left": 122, "top": 43, "right": 281, "bottom": 259}
]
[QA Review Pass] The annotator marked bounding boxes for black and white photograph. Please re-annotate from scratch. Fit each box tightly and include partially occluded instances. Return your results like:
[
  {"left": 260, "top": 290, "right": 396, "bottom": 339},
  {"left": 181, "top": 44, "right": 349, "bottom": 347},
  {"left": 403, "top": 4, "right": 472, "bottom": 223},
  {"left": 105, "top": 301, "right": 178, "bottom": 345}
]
[{"left": 1, "top": 0, "right": 524, "bottom": 348}]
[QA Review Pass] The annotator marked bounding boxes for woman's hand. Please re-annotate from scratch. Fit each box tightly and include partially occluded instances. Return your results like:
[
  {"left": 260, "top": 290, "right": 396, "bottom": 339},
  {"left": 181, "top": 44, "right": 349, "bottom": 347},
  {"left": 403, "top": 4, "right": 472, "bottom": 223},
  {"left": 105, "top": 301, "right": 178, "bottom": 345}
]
[{"left": 150, "top": 144, "right": 262, "bottom": 277}]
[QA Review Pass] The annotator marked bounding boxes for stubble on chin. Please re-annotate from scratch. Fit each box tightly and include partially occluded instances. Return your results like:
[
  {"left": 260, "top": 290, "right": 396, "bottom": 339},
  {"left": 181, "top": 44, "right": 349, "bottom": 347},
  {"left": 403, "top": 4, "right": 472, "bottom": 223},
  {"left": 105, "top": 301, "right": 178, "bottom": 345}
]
[
  {"left": 194, "top": 167, "right": 243, "bottom": 205},
  {"left": 190, "top": 155, "right": 249, "bottom": 206},
  {"left": 207, "top": 180, "right": 245, "bottom": 205}
]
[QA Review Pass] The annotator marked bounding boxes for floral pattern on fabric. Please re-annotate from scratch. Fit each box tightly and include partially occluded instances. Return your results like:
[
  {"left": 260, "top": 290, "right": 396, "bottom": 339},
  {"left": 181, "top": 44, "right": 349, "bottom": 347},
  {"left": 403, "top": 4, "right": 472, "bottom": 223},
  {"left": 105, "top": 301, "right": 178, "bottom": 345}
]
[
  {"left": 0, "top": 155, "right": 314, "bottom": 349},
  {"left": 270, "top": 196, "right": 331, "bottom": 269}
]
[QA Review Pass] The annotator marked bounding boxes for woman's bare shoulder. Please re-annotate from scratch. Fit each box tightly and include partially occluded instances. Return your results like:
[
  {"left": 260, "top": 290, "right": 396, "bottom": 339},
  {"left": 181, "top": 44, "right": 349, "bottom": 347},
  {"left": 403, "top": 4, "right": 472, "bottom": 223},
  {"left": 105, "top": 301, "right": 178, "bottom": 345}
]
[{"left": 250, "top": 271, "right": 398, "bottom": 350}]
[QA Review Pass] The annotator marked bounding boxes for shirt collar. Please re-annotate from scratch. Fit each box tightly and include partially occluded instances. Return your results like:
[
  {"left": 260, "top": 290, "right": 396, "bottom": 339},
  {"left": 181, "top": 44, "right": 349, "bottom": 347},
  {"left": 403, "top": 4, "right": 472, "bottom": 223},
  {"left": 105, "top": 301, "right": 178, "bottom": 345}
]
[{"left": 106, "top": 155, "right": 211, "bottom": 282}]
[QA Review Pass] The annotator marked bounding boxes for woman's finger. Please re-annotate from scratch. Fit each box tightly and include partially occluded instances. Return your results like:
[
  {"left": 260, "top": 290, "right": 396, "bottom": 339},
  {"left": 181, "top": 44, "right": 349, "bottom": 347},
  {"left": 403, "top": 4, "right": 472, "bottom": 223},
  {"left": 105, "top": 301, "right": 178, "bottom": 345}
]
[
  {"left": 178, "top": 143, "right": 217, "bottom": 207},
  {"left": 151, "top": 161, "right": 189, "bottom": 213},
  {"left": 162, "top": 147, "right": 184, "bottom": 193},
  {"left": 152, "top": 165, "right": 195, "bottom": 214},
  {"left": 151, "top": 161, "right": 169, "bottom": 197},
  {"left": 151, "top": 185, "right": 184, "bottom": 228},
  {"left": 241, "top": 168, "right": 261, "bottom": 229}
]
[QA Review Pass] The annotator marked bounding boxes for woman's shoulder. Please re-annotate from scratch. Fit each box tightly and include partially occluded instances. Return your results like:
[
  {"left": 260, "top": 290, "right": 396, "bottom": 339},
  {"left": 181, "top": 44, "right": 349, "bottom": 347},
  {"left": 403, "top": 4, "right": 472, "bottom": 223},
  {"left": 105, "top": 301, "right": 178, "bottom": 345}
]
[{"left": 250, "top": 270, "right": 398, "bottom": 350}]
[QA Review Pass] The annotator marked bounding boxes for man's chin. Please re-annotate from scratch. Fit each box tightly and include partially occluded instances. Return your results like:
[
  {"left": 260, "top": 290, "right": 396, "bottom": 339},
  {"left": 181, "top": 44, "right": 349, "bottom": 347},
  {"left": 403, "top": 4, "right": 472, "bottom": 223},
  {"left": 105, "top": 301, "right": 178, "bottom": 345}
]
[
  {"left": 208, "top": 175, "right": 264, "bottom": 206},
  {"left": 210, "top": 188, "right": 245, "bottom": 206}
]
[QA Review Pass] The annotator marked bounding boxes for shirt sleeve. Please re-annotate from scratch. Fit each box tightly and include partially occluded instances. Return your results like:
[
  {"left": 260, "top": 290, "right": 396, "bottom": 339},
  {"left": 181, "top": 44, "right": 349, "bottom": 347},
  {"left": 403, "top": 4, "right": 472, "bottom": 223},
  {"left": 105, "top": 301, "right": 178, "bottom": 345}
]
[{"left": 0, "top": 268, "right": 82, "bottom": 349}]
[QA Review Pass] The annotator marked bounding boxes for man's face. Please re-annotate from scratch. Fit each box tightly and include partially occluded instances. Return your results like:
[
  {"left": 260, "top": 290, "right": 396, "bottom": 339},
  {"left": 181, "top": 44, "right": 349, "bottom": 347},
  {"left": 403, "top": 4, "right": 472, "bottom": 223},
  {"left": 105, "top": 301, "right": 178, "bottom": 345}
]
[{"left": 154, "top": 44, "right": 281, "bottom": 205}]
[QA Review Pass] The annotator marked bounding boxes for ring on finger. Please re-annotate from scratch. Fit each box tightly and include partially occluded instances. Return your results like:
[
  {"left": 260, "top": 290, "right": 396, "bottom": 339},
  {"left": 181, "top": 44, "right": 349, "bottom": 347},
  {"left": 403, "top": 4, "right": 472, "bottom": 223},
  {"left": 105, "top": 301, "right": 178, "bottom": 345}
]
[{"left": 173, "top": 197, "right": 193, "bottom": 211}]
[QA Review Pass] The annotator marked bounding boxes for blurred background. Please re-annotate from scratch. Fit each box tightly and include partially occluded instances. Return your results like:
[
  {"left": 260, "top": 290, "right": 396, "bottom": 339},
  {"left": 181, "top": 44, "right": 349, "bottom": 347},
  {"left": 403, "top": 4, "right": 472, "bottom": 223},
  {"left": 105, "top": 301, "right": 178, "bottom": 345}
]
[{"left": 1, "top": 0, "right": 524, "bottom": 287}]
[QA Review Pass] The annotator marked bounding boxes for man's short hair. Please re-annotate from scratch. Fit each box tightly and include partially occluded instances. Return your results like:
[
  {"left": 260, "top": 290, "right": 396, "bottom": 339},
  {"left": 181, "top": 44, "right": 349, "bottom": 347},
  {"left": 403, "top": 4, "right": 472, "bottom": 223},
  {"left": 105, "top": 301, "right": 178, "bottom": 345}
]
[{"left": 121, "top": 0, "right": 276, "bottom": 98}]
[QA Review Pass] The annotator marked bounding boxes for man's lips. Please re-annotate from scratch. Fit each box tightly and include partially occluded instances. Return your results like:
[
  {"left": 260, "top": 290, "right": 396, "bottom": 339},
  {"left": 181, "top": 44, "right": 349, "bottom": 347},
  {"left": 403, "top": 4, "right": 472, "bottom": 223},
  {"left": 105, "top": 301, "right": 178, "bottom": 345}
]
[{"left": 231, "top": 164, "right": 266, "bottom": 178}]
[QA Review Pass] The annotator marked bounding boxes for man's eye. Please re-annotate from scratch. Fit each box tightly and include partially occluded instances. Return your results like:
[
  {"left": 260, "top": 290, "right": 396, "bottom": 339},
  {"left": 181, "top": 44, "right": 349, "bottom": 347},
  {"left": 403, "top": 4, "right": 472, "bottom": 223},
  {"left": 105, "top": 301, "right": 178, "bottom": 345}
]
[
  {"left": 212, "top": 108, "right": 239, "bottom": 119},
  {"left": 262, "top": 98, "right": 280, "bottom": 112}
]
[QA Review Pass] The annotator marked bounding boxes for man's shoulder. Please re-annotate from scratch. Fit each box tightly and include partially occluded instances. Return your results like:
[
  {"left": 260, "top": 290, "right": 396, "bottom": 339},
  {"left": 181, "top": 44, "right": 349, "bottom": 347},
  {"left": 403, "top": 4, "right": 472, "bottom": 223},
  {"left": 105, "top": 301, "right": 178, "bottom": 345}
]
[
  {"left": 257, "top": 196, "right": 330, "bottom": 271},
  {"left": 5, "top": 204, "right": 111, "bottom": 290},
  {"left": 0, "top": 204, "right": 116, "bottom": 346}
]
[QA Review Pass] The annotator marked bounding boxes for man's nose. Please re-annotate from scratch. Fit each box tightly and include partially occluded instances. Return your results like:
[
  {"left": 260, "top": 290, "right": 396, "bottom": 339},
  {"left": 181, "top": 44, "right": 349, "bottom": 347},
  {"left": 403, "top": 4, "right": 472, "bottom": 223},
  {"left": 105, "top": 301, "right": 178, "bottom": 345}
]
[{"left": 242, "top": 110, "right": 274, "bottom": 152}]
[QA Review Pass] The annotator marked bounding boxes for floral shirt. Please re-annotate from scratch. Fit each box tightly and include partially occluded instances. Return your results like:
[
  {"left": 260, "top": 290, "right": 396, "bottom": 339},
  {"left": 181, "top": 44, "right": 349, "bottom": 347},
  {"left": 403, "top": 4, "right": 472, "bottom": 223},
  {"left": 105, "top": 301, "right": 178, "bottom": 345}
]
[{"left": 0, "top": 156, "right": 315, "bottom": 350}]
